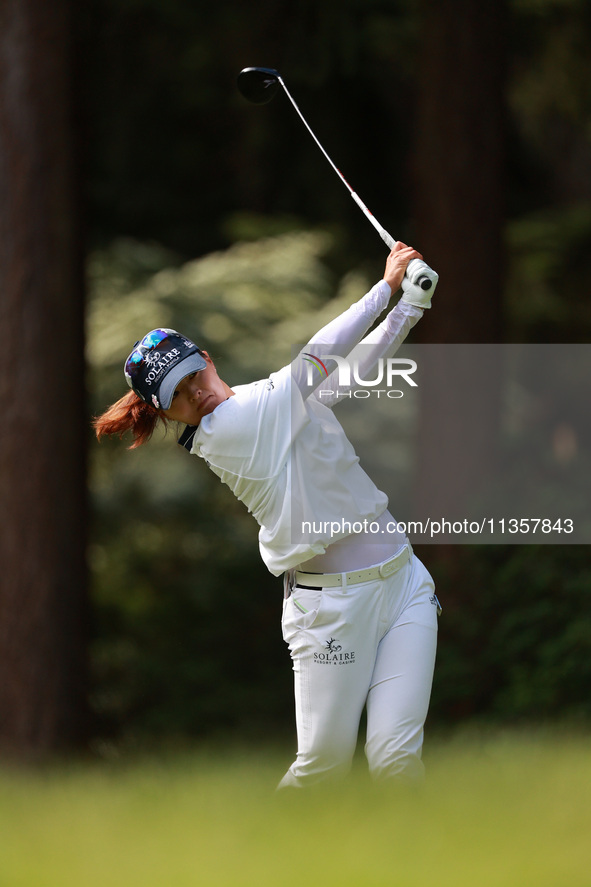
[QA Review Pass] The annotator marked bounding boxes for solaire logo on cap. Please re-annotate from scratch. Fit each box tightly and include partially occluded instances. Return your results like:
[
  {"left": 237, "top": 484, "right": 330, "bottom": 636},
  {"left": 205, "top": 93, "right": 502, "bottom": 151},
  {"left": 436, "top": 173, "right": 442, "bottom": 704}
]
[{"left": 143, "top": 348, "right": 182, "bottom": 387}]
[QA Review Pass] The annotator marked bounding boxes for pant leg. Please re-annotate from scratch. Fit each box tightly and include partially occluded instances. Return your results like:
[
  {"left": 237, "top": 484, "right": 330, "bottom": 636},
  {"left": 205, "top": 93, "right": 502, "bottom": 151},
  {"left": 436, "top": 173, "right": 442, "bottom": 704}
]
[
  {"left": 365, "top": 557, "right": 438, "bottom": 782},
  {"left": 278, "top": 580, "right": 384, "bottom": 789}
]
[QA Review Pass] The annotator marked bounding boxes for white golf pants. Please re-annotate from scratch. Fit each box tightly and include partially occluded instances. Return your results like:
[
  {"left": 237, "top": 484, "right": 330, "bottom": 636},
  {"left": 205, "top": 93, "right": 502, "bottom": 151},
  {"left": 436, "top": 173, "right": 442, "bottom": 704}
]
[{"left": 279, "top": 554, "right": 438, "bottom": 788}]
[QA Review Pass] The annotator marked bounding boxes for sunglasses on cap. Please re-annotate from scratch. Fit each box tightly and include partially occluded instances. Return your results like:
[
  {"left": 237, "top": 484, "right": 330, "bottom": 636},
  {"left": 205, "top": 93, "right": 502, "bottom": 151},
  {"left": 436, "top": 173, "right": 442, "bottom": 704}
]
[{"left": 124, "top": 328, "right": 177, "bottom": 383}]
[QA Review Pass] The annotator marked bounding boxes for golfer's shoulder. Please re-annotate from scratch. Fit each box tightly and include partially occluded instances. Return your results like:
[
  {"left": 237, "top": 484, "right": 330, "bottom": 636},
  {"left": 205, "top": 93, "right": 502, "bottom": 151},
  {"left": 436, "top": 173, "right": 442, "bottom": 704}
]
[
  {"left": 223, "top": 368, "right": 290, "bottom": 416},
  {"left": 246, "top": 365, "right": 292, "bottom": 399}
]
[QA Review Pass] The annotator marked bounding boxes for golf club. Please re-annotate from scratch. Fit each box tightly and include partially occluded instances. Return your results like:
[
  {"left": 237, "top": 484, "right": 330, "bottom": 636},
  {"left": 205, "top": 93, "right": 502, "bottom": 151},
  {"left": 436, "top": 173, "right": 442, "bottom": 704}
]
[{"left": 237, "top": 66, "right": 437, "bottom": 292}]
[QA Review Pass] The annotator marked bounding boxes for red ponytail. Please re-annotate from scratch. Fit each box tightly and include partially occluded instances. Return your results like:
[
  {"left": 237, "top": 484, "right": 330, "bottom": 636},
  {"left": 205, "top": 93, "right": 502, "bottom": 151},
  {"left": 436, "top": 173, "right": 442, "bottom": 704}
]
[{"left": 93, "top": 390, "right": 167, "bottom": 449}]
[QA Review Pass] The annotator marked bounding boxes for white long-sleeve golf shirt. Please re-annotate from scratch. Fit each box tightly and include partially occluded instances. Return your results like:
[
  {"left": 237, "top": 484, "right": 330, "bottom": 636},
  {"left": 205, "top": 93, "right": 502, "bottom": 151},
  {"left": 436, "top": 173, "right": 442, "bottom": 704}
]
[{"left": 179, "top": 281, "right": 422, "bottom": 576}]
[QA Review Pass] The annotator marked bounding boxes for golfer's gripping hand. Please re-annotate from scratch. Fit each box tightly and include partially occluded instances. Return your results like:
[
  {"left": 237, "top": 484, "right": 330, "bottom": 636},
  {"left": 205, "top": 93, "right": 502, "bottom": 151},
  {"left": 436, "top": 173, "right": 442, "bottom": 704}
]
[{"left": 384, "top": 242, "right": 437, "bottom": 309}]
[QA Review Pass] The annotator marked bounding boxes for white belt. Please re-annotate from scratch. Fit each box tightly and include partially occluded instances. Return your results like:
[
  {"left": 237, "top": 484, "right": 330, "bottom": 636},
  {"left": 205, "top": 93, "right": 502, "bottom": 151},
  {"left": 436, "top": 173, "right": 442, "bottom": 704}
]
[{"left": 294, "top": 542, "right": 412, "bottom": 589}]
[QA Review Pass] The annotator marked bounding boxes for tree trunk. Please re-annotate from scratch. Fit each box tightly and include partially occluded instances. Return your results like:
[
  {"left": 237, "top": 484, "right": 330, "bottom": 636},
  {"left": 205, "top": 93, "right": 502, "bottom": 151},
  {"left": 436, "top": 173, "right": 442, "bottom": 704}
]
[
  {"left": 410, "top": 0, "right": 507, "bottom": 572},
  {"left": 0, "top": 0, "right": 89, "bottom": 758},
  {"left": 412, "top": 0, "right": 506, "bottom": 344}
]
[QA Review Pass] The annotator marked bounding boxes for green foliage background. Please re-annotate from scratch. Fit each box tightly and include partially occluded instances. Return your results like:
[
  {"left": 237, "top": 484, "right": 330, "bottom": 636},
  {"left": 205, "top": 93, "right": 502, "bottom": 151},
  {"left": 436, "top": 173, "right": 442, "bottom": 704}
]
[
  {"left": 88, "top": 231, "right": 591, "bottom": 748},
  {"left": 83, "top": 0, "right": 591, "bottom": 748},
  {"left": 88, "top": 231, "right": 373, "bottom": 745}
]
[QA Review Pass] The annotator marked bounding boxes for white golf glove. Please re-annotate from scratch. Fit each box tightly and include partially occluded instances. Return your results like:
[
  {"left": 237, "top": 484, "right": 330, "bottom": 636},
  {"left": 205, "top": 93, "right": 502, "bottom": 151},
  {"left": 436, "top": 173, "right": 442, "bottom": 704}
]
[{"left": 400, "top": 259, "right": 439, "bottom": 309}]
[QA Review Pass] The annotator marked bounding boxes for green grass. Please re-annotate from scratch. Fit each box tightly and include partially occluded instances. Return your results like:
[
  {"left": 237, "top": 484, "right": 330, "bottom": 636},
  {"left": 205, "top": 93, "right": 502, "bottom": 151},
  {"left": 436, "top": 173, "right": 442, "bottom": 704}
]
[{"left": 1, "top": 730, "right": 590, "bottom": 886}]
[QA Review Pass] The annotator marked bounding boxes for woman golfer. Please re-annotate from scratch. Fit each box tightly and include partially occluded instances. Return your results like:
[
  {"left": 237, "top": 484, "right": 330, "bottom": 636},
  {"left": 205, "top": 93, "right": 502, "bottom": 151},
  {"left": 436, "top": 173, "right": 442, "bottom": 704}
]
[{"left": 95, "top": 242, "right": 440, "bottom": 788}]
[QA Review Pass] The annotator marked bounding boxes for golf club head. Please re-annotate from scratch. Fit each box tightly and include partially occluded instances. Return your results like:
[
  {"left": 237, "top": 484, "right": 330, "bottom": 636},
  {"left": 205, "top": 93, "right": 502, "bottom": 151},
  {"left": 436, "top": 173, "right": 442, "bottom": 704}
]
[{"left": 237, "top": 67, "right": 280, "bottom": 104}]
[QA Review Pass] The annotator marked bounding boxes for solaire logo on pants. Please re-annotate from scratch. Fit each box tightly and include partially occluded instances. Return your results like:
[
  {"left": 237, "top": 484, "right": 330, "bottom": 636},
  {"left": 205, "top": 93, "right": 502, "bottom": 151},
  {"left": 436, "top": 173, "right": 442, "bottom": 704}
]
[{"left": 314, "top": 637, "right": 356, "bottom": 665}]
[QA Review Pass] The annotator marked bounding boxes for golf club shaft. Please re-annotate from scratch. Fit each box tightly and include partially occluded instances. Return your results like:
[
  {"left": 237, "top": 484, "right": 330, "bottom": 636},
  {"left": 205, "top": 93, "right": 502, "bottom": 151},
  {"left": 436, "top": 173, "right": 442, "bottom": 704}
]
[
  {"left": 278, "top": 77, "right": 394, "bottom": 246},
  {"left": 277, "top": 75, "right": 436, "bottom": 290}
]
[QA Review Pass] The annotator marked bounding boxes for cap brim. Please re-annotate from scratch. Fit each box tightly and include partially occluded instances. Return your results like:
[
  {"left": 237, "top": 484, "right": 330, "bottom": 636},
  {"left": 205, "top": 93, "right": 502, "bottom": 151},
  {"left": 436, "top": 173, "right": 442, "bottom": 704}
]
[{"left": 157, "top": 352, "right": 208, "bottom": 409}]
